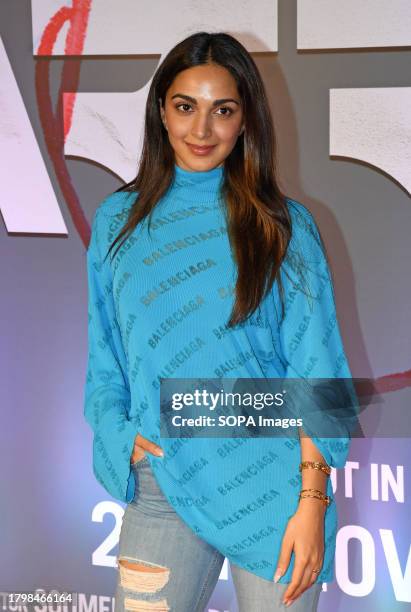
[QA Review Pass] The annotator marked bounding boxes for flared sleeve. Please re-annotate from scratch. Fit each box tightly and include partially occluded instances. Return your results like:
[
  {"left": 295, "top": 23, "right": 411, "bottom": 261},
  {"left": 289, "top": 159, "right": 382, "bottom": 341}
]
[
  {"left": 84, "top": 206, "right": 138, "bottom": 502},
  {"left": 277, "top": 201, "right": 356, "bottom": 468}
]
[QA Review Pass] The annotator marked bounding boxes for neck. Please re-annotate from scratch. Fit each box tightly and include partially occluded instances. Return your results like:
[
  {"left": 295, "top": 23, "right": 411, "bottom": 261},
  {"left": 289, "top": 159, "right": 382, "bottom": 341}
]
[{"left": 173, "top": 162, "right": 224, "bottom": 193}]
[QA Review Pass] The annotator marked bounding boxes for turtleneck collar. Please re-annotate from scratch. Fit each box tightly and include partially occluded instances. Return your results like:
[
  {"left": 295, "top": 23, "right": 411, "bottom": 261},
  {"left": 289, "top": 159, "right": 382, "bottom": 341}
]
[{"left": 173, "top": 163, "right": 224, "bottom": 192}]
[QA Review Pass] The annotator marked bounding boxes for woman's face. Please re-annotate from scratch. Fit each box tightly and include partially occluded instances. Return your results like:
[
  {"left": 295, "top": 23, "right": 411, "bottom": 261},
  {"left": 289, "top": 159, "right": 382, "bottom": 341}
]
[{"left": 159, "top": 63, "right": 244, "bottom": 172}]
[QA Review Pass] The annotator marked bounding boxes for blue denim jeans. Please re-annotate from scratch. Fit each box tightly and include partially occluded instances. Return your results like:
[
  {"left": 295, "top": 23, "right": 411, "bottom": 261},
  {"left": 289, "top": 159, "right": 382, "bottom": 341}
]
[{"left": 115, "top": 455, "right": 323, "bottom": 612}]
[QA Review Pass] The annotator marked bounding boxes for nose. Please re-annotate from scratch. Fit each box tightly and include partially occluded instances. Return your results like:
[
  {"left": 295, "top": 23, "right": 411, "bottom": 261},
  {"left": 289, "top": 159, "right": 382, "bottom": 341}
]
[{"left": 190, "top": 111, "right": 212, "bottom": 140}]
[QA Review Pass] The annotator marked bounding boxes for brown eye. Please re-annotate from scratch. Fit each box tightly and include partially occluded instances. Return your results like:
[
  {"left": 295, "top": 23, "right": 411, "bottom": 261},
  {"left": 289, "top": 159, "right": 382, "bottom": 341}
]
[
  {"left": 216, "top": 107, "right": 234, "bottom": 116},
  {"left": 176, "top": 103, "right": 193, "bottom": 112}
]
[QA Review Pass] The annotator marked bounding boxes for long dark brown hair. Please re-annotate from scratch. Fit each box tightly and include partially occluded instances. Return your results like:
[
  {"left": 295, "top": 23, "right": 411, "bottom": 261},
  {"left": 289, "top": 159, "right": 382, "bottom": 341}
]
[{"left": 107, "top": 31, "right": 292, "bottom": 327}]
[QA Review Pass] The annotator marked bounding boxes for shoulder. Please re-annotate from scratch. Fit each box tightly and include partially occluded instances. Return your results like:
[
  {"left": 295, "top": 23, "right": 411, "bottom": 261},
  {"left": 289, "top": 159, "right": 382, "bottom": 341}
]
[
  {"left": 95, "top": 189, "right": 137, "bottom": 218},
  {"left": 285, "top": 197, "right": 321, "bottom": 240},
  {"left": 92, "top": 189, "right": 137, "bottom": 235},
  {"left": 89, "top": 190, "right": 137, "bottom": 256},
  {"left": 284, "top": 197, "right": 324, "bottom": 255},
  {"left": 285, "top": 196, "right": 312, "bottom": 221},
  {"left": 280, "top": 198, "right": 329, "bottom": 292}
]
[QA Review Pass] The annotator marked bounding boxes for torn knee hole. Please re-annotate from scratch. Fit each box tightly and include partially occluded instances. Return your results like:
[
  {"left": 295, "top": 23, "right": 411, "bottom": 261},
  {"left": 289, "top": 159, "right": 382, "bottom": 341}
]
[
  {"left": 124, "top": 598, "right": 169, "bottom": 611},
  {"left": 120, "top": 559, "right": 168, "bottom": 573},
  {"left": 119, "top": 558, "right": 170, "bottom": 594}
]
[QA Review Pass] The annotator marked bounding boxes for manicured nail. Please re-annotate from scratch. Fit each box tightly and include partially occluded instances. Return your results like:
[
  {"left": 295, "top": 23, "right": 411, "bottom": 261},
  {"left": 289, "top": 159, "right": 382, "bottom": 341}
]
[
  {"left": 274, "top": 572, "right": 282, "bottom": 583},
  {"left": 156, "top": 449, "right": 164, "bottom": 456}
]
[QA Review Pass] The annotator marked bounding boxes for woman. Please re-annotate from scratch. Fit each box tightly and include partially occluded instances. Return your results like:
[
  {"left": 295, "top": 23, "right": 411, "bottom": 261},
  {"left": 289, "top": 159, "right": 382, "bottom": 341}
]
[{"left": 84, "top": 32, "right": 353, "bottom": 611}]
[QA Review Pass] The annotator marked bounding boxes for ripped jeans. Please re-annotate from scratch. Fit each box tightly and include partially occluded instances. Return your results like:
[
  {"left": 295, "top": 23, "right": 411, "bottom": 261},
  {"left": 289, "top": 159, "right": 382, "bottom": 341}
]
[{"left": 114, "top": 455, "right": 323, "bottom": 612}]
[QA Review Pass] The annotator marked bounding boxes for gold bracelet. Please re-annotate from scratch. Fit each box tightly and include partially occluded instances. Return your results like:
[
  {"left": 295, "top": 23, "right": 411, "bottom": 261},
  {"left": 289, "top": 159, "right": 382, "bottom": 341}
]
[
  {"left": 299, "top": 493, "right": 331, "bottom": 507},
  {"left": 299, "top": 461, "right": 331, "bottom": 476},
  {"left": 299, "top": 488, "right": 331, "bottom": 507}
]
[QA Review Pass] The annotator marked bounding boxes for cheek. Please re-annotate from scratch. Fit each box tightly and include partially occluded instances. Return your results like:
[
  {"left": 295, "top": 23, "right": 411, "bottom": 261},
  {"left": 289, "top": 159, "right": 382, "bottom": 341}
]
[
  {"left": 167, "top": 117, "right": 189, "bottom": 138},
  {"left": 215, "top": 122, "right": 242, "bottom": 144}
]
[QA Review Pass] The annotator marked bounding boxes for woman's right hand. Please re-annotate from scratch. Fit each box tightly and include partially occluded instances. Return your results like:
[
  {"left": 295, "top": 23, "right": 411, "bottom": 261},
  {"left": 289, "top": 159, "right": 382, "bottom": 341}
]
[{"left": 130, "top": 433, "right": 164, "bottom": 464}]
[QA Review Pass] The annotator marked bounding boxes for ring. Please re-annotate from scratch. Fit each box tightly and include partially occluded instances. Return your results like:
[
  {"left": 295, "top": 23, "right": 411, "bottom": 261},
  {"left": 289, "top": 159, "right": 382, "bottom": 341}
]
[{"left": 312, "top": 569, "right": 320, "bottom": 574}]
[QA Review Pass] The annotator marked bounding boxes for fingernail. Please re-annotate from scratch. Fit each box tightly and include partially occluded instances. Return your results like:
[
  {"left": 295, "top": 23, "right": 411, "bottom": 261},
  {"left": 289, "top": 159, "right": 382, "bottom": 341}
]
[
  {"left": 156, "top": 449, "right": 164, "bottom": 456},
  {"left": 274, "top": 571, "right": 282, "bottom": 583}
]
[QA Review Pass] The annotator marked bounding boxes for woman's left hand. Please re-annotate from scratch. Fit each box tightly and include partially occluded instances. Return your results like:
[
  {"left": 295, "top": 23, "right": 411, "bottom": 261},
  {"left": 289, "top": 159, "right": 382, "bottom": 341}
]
[{"left": 273, "top": 500, "right": 326, "bottom": 606}]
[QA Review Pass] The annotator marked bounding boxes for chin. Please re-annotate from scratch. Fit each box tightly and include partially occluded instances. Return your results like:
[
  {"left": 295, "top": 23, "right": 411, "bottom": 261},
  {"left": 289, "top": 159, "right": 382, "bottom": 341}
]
[
  {"left": 181, "top": 159, "right": 217, "bottom": 171},
  {"left": 189, "top": 155, "right": 223, "bottom": 166}
]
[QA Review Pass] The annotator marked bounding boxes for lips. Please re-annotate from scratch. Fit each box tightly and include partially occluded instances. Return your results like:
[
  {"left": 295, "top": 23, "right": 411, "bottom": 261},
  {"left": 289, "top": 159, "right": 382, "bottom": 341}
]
[{"left": 186, "top": 143, "right": 216, "bottom": 155}]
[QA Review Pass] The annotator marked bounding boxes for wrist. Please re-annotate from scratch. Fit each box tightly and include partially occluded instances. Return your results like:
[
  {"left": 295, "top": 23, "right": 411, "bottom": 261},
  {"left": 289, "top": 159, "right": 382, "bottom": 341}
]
[
  {"left": 298, "top": 488, "right": 331, "bottom": 512},
  {"left": 297, "top": 496, "right": 327, "bottom": 512}
]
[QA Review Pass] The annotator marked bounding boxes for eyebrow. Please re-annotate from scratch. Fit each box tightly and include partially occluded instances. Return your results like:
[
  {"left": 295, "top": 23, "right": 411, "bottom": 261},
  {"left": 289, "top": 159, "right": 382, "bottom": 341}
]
[{"left": 171, "top": 93, "right": 240, "bottom": 106}]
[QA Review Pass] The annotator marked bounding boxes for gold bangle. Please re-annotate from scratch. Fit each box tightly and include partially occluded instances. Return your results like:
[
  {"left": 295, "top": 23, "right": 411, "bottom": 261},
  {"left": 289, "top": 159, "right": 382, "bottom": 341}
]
[
  {"left": 301, "top": 487, "right": 327, "bottom": 496},
  {"left": 299, "top": 489, "right": 331, "bottom": 507},
  {"left": 299, "top": 461, "right": 331, "bottom": 476}
]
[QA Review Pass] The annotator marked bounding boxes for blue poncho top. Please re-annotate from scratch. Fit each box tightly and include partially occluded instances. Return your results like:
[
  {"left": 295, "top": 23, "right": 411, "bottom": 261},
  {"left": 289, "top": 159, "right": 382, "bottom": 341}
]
[{"left": 84, "top": 163, "right": 352, "bottom": 583}]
